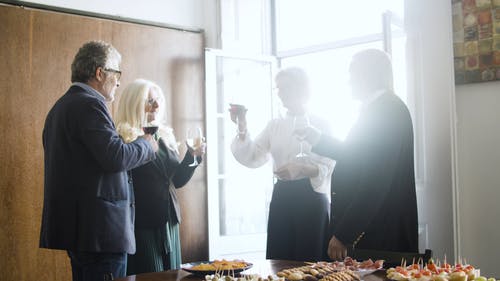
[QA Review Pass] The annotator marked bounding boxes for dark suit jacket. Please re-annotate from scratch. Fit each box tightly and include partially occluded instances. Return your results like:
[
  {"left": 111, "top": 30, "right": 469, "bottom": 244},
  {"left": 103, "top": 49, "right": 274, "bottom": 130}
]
[
  {"left": 312, "top": 92, "right": 418, "bottom": 252},
  {"left": 40, "top": 85, "right": 155, "bottom": 254},
  {"left": 132, "top": 139, "right": 198, "bottom": 228}
]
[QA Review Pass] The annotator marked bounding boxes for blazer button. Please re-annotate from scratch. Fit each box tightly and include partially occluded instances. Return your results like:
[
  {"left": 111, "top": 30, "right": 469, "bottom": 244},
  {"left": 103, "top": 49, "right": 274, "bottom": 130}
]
[
  {"left": 130, "top": 202, "right": 135, "bottom": 207},
  {"left": 128, "top": 178, "right": 133, "bottom": 184}
]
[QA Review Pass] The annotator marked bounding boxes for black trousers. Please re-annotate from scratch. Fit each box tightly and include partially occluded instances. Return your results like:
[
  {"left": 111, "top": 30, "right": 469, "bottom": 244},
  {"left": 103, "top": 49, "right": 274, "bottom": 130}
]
[
  {"left": 67, "top": 251, "right": 127, "bottom": 281},
  {"left": 266, "top": 178, "right": 330, "bottom": 261}
]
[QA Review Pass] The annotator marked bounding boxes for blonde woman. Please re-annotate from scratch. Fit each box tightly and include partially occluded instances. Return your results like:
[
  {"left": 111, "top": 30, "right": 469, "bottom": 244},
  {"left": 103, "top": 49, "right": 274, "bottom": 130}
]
[{"left": 114, "top": 79, "right": 205, "bottom": 274}]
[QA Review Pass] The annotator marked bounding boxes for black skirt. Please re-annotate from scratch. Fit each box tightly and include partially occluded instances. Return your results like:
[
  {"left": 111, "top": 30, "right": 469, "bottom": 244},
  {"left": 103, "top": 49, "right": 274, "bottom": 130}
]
[{"left": 266, "top": 178, "right": 330, "bottom": 261}]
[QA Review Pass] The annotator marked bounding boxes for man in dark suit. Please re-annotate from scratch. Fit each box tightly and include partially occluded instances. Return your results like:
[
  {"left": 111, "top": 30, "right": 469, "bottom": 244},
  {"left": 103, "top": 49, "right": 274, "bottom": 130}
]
[
  {"left": 39, "top": 41, "right": 158, "bottom": 281},
  {"left": 304, "top": 49, "right": 418, "bottom": 260}
]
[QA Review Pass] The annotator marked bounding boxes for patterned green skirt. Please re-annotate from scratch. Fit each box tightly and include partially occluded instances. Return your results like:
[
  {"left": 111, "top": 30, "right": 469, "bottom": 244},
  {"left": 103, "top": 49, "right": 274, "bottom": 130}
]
[{"left": 127, "top": 221, "right": 181, "bottom": 275}]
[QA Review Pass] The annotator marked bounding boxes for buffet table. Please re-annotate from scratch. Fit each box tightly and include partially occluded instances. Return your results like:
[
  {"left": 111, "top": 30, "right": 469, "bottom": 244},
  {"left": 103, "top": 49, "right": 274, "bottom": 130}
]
[{"left": 114, "top": 260, "right": 386, "bottom": 281}]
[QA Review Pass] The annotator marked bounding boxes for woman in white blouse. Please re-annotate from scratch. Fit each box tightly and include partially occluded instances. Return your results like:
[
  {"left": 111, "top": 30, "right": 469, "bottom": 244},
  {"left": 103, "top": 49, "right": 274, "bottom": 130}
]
[{"left": 229, "top": 67, "right": 335, "bottom": 261}]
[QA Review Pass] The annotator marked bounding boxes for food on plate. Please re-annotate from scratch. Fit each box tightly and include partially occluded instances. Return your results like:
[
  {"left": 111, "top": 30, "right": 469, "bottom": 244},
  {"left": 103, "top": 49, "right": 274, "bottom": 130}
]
[
  {"left": 191, "top": 257, "right": 382, "bottom": 281},
  {"left": 188, "top": 259, "right": 251, "bottom": 271},
  {"left": 449, "top": 271, "right": 467, "bottom": 281},
  {"left": 277, "top": 267, "right": 361, "bottom": 281},
  {"left": 204, "top": 270, "right": 360, "bottom": 281},
  {"left": 303, "top": 257, "right": 384, "bottom": 272},
  {"left": 275, "top": 257, "right": 383, "bottom": 281},
  {"left": 205, "top": 273, "right": 284, "bottom": 281},
  {"left": 386, "top": 258, "right": 481, "bottom": 281},
  {"left": 319, "top": 270, "right": 360, "bottom": 281}
]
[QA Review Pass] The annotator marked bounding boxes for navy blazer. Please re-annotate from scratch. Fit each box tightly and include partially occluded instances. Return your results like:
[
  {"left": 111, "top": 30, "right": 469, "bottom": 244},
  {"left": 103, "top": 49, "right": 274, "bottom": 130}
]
[
  {"left": 39, "top": 85, "right": 155, "bottom": 254},
  {"left": 312, "top": 92, "right": 418, "bottom": 252}
]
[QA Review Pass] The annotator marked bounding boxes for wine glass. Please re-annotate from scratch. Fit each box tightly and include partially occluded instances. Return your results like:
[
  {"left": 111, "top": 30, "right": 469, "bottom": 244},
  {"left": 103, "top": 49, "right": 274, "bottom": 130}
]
[
  {"left": 229, "top": 103, "right": 247, "bottom": 133},
  {"left": 186, "top": 127, "right": 203, "bottom": 166},
  {"left": 142, "top": 112, "right": 159, "bottom": 135},
  {"left": 293, "top": 115, "right": 310, "bottom": 158}
]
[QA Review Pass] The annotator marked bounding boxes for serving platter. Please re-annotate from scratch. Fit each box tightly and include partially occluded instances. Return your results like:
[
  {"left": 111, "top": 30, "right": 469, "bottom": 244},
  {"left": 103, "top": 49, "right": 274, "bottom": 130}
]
[{"left": 181, "top": 261, "right": 253, "bottom": 276}]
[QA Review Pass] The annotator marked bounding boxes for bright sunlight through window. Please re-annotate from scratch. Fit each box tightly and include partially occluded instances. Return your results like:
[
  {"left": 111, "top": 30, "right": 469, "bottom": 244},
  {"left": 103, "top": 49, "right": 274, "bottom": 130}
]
[
  {"left": 277, "top": 0, "right": 406, "bottom": 140},
  {"left": 209, "top": 0, "right": 408, "bottom": 260}
]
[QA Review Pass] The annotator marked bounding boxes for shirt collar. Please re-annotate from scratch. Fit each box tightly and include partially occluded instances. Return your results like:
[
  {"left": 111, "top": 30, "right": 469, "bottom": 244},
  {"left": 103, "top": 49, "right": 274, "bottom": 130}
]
[{"left": 72, "top": 82, "right": 106, "bottom": 102}]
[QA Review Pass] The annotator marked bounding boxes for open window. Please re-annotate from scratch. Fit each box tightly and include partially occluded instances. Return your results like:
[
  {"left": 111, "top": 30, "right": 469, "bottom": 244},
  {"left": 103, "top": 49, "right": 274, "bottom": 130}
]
[{"left": 205, "top": 49, "right": 277, "bottom": 259}]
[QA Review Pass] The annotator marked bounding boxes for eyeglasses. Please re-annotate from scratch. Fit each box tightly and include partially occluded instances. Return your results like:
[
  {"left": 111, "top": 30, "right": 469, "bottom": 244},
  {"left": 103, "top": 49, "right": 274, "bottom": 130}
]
[
  {"left": 147, "top": 98, "right": 159, "bottom": 106},
  {"left": 103, "top": 67, "right": 122, "bottom": 80}
]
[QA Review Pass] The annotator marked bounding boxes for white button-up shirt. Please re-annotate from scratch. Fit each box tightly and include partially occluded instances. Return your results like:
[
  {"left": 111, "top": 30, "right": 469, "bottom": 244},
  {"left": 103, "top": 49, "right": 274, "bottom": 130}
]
[{"left": 231, "top": 112, "right": 335, "bottom": 197}]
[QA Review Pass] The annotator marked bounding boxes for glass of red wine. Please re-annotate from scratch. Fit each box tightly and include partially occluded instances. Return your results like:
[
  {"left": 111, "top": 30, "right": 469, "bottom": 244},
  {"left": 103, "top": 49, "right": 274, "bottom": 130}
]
[
  {"left": 142, "top": 112, "right": 159, "bottom": 135},
  {"left": 229, "top": 103, "right": 247, "bottom": 134}
]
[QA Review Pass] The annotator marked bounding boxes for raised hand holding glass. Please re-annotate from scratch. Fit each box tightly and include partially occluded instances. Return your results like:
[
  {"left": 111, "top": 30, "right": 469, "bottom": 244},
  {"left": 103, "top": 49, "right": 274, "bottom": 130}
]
[
  {"left": 142, "top": 112, "right": 159, "bottom": 135},
  {"left": 186, "top": 127, "right": 203, "bottom": 166}
]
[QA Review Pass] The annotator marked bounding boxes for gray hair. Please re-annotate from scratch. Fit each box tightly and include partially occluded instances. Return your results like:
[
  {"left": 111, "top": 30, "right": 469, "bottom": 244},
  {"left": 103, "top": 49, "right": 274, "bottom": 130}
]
[
  {"left": 275, "top": 67, "right": 311, "bottom": 99},
  {"left": 71, "top": 41, "right": 121, "bottom": 83},
  {"left": 350, "top": 49, "right": 394, "bottom": 92}
]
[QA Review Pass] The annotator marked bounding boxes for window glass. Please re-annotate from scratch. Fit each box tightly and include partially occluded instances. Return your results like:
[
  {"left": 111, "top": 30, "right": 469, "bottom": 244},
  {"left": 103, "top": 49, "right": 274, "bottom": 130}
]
[
  {"left": 275, "top": 0, "right": 404, "bottom": 51},
  {"left": 280, "top": 41, "right": 381, "bottom": 140},
  {"left": 213, "top": 56, "right": 275, "bottom": 236}
]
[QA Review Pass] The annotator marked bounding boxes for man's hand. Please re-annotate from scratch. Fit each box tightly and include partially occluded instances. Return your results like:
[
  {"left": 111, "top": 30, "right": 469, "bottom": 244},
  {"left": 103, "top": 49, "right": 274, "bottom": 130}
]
[
  {"left": 142, "top": 134, "right": 159, "bottom": 152},
  {"left": 327, "top": 235, "right": 347, "bottom": 261}
]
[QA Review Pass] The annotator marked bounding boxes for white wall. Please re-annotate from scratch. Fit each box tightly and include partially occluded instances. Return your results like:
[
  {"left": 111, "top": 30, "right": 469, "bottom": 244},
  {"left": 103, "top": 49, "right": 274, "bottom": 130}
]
[
  {"left": 406, "top": 3, "right": 500, "bottom": 277},
  {"left": 406, "top": 0, "right": 456, "bottom": 261},
  {"left": 456, "top": 82, "right": 500, "bottom": 277},
  {"left": 21, "top": 0, "right": 219, "bottom": 47},
  {"left": 411, "top": 0, "right": 500, "bottom": 277}
]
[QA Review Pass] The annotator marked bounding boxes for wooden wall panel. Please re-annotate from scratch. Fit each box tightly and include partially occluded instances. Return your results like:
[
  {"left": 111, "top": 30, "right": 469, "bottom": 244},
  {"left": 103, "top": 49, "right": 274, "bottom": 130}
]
[
  {"left": 0, "top": 4, "right": 206, "bottom": 281},
  {"left": 170, "top": 57, "right": 208, "bottom": 263},
  {"left": 0, "top": 7, "right": 38, "bottom": 281}
]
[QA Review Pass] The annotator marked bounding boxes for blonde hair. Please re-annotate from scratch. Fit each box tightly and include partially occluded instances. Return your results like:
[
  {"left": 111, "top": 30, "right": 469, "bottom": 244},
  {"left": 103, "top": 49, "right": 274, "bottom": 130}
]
[{"left": 114, "top": 78, "right": 178, "bottom": 152}]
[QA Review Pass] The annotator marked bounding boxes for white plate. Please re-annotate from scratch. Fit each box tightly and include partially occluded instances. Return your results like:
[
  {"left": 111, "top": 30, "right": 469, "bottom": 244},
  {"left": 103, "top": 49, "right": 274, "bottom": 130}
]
[{"left": 356, "top": 269, "right": 379, "bottom": 277}]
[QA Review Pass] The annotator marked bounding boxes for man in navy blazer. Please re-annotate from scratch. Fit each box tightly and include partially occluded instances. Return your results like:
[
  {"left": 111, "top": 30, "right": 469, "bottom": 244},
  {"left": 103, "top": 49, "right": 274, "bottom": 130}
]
[
  {"left": 39, "top": 41, "right": 157, "bottom": 281},
  {"left": 303, "top": 49, "right": 418, "bottom": 260}
]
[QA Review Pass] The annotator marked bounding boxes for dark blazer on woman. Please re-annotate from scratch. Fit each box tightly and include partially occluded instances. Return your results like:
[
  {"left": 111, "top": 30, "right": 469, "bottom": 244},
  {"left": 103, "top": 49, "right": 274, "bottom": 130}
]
[
  {"left": 40, "top": 84, "right": 155, "bottom": 254},
  {"left": 312, "top": 91, "right": 418, "bottom": 252},
  {"left": 132, "top": 139, "right": 198, "bottom": 228}
]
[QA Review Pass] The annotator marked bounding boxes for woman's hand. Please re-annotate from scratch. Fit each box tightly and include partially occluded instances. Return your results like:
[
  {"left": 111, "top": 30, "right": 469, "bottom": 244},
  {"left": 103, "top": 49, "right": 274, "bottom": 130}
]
[
  {"left": 186, "top": 139, "right": 206, "bottom": 158},
  {"left": 229, "top": 104, "right": 248, "bottom": 134},
  {"left": 274, "top": 160, "right": 318, "bottom": 180}
]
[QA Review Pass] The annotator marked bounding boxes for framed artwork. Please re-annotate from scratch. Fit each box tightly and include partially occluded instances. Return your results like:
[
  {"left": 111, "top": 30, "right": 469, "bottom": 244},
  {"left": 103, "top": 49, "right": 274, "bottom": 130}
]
[{"left": 452, "top": 0, "right": 500, "bottom": 84}]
